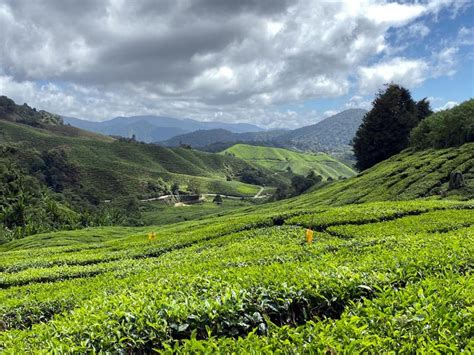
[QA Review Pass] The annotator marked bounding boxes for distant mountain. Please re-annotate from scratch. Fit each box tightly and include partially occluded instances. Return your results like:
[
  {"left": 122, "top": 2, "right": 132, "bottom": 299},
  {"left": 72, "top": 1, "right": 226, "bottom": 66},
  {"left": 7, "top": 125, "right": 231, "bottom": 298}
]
[
  {"left": 63, "top": 115, "right": 264, "bottom": 143},
  {"left": 159, "top": 128, "right": 287, "bottom": 149},
  {"left": 273, "top": 109, "right": 368, "bottom": 152},
  {"left": 159, "top": 109, "right": 367, "bottom": 154}
]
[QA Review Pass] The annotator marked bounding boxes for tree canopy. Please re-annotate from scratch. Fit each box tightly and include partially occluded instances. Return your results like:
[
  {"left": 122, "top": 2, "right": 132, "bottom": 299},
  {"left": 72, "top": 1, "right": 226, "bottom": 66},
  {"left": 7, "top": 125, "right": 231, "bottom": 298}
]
[
  {"left": 410, "top": 99, "right": 474, "bottom": 149},
  {"left": 352, "top": 84, "right": 432, "bottom": 171}
]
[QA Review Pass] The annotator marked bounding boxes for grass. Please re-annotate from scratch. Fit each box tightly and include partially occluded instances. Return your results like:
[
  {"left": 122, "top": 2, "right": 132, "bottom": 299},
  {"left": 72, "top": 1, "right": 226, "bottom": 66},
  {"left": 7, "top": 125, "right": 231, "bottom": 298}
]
[{"left": 222, "top": 143, "right": 355, "bottom": 179}]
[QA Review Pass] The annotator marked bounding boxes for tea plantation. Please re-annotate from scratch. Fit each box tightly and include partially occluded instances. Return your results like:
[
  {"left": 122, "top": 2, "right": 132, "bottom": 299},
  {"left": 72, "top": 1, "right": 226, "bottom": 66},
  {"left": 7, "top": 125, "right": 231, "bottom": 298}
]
[{"left": 0, "top": 196, "right": 472, "bottom": 353}]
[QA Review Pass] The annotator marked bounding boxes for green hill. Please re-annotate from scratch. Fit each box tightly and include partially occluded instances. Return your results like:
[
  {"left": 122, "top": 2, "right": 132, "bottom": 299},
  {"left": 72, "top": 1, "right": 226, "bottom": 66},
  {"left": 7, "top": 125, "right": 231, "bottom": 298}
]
[
  {"left": 0, "top": 119, "right": 279, "bottom": 199},
  {"left": 222, "top": 144, "right": 355, "bottom": 180},
  {"left": 0, "top": 198, "right": 472, "bottom": 352},
  {"left": 286, "top": 143, "right": 473, "bottom": 208},
  {"left": 1, "top": 98, "right": 473, "bottom": 352}
]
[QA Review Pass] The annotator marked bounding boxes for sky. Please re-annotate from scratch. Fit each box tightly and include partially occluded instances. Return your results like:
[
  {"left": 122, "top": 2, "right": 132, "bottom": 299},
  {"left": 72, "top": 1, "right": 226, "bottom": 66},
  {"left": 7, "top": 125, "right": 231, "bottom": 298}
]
[{"left": 0, "top": 0, "right": 473, "bottom": 129}]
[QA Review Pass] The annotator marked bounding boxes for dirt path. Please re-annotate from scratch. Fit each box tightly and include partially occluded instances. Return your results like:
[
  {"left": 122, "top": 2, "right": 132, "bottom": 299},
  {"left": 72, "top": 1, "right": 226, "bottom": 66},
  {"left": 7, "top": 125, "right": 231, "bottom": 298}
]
[{"left": 141, "top": 186, "right": 268, "bottom": 202}]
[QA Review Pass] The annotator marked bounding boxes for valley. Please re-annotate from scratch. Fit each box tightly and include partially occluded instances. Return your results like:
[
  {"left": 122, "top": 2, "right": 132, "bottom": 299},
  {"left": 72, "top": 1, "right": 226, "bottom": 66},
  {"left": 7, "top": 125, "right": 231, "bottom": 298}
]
[{"left": 0, "top": 81, "right": 473, "bottom": 353}]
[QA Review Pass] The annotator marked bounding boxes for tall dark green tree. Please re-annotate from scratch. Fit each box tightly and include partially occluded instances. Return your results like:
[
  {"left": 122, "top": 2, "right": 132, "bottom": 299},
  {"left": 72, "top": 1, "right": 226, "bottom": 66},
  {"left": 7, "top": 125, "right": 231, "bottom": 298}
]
[{"left": 352, "top": 84, "right": 427, "bottom": 171}]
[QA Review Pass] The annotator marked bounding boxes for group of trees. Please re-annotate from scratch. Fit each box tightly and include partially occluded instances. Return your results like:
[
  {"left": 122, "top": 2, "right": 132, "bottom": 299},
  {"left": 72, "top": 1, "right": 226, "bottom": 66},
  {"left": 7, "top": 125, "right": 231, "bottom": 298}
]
[
  {"left": 353, "top": 84, "right": 472, "bottom": 171},
  {"left": 352, "top": 84, "right": 433, "bottom": 171},
  {"left": 410, "top": 99, "right": 473, "bottom": 149},
  {"left": 273, "top": 170, "right": 323, "bottom": 200},
  {"left": 0, "top": 95, "right": 63, "bottom": 126}
]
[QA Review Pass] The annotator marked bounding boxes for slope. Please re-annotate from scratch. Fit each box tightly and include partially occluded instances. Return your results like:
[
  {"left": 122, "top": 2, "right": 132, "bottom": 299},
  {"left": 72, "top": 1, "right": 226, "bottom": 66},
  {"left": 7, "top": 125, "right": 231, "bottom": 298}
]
[
  {"left": 0, "top": 198, "right": 472, "bottom": 352},
  {"left": 285, "top": 143, "right": 474, "bottom": 208},
  {"left": 273, "top": 108, "right": 367, "bottom": 152},
  {"left": 222, "top": 143, "right": 355, "bottom": 179},
  {"left": 159, "top": 128, "right": 286, "bottom": 149},
  {"left": 0, "top": 119, "right": 277, "bottom": 199},
  {"left": 0, "top": 137, "right": 473, "bottom": 352}
]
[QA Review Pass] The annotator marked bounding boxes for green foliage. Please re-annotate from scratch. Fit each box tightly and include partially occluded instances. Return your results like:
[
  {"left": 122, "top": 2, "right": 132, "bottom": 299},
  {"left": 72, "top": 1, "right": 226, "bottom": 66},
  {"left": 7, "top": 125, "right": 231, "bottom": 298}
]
[
  {"left": 0, "top": 200, "right": 472, "bottom": 352},
  {"left": 291, "top": 143, "right": 473, "bottom": 206},
  {"left": 0, "top": 157, "right": 81, "bottom": 240},
  {"left": 0, "top": 95, "right": 63, "bottom": 127},
  {"left": 353, "top": 84, "right": 426, "bottom": 171},
  {"left": 222, "top": 144, "right": 355, "bottom": 179},
  {"left": 411, "top": 99, "right": 474, "bottom": 149},
  {"left": 212, "top": 194, "right": 223, "bottom": 204}
]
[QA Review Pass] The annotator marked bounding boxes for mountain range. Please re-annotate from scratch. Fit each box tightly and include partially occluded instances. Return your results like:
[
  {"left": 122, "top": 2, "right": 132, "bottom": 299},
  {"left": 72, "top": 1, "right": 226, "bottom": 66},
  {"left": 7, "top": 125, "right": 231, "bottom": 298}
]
[
  {"left": 63, "top": 115, "right": 264, "bottom": 143},
  {"left": 159, "top": 109, "right": 368, "bottom": 154}
]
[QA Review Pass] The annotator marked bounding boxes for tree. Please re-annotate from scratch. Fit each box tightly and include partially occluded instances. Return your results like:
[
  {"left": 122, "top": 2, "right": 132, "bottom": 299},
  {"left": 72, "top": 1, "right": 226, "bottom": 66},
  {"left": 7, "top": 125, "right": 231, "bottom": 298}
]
[
  {"left": 213, "top": 194, "right": 223, "bottom": 205},
  {"left": 410, "top": 99, "right": 474, "bottom": 149},
  {"left": 352, "top": 84, "right": 424, "bottom": 171},
  {"left": 416, "top": 98, "right": 433, "bottom": 121},
  {"left": 171, "top": 182, "right": 180, "bottom": 195},
  {"left": 187, "top": 179, "right": 201, "bottom": 195}
]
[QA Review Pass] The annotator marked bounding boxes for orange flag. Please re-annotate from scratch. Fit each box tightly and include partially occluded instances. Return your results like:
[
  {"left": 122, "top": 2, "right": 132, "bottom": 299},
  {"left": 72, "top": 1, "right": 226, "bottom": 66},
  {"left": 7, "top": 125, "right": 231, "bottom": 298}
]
[{"left": 306, "top": 229, "right": 314, "bottom": 244}]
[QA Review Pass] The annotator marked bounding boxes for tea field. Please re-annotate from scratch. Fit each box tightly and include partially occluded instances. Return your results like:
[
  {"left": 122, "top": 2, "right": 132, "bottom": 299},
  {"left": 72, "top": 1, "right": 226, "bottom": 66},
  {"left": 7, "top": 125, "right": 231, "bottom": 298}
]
[{"left": 0, "top": 199, "right": 473, "bottom": 353}]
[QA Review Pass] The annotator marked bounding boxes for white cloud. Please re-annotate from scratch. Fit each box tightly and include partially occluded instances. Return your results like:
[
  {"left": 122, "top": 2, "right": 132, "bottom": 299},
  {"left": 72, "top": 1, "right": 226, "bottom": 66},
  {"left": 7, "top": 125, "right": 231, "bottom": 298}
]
[
  {"left": 0, "top": 0, "right": 467, "bottom": 126},
  {"left": 435, "top": 101, "right": 459, "bottom": 111},
  {"left": 432, "top": 47, "right": 459, "bottom": 77},
  {"left": 345, "top": 95, "right": 372, "bottom": 110},
  {"left": 457, "top": 26, "right": 474, "bottom": 46},
  {"left": 408, "top": 23, "right": 431, "bottom": 38},
  {"left": 358, "top": 58, "right": 429, "bottom": 94},
  {"left": 323, "top": 110, "right": 338, "bottom": 117}
]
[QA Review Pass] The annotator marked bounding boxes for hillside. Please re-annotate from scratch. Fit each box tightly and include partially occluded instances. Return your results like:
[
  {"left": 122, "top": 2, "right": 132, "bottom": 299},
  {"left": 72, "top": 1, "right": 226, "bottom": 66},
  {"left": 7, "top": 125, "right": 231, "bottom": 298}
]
[
  {"left": 285, "top": 143, "right": 474, "bottom": 208},
  {"left": 1, "top": 128, "right": 473, "bottom": 352},
  {"left": 0, "top": 198, "right": 472, "bottom": 352},
  {"left": 0, "top": 96, "right": 63, "bottom": 126},
  {"left": 222, "top": 144, "right": 355, "bottom": 179},
  {"left": 64, "top": 115, "right": 264, "bottom": 143},
  {"left": 0, "top": 119, "right": 277, "bottom": 200},
  {"left": 273, "top": 108, "right": 367, "bottom": 153},
  {"left": 159, "top": 109, "right": 367, "bottom": 156},
  {"left": 159, "top": 128, "right": 286, "bottom": 149}
]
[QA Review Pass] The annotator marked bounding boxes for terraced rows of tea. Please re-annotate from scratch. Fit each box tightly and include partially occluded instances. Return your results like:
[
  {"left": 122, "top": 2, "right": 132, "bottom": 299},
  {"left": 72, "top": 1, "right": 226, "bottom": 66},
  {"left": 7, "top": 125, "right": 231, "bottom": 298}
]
[{"left": 0, "top": 199, "right": 473, "bottom": 353}]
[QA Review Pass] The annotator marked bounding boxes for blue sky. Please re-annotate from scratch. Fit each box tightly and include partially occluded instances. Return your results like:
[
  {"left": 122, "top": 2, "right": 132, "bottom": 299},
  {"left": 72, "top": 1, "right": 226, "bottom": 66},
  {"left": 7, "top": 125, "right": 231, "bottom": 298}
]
[
  {"left": 0, "top": 0, "right": 473, "bottom": 128},
  {"left": 292, "top": 4, "right": 474, "bottom": 119}
]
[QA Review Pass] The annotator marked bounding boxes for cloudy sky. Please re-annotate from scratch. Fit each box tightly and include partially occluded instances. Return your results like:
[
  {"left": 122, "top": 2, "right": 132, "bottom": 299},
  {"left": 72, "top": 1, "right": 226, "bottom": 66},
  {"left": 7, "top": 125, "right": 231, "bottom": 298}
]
[{"left": 0, "top": 0, "right": 473, "bottom": 128}]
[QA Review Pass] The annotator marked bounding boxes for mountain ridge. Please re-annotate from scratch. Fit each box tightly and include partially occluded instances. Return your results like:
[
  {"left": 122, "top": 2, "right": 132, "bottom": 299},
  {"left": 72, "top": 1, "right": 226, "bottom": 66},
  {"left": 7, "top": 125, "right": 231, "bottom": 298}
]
[
  {"left": 159, "top": 109, "right": 368, "bottom": 155},
  {"left": 63, "top": 115, "right": 264, "bottom": 143}
]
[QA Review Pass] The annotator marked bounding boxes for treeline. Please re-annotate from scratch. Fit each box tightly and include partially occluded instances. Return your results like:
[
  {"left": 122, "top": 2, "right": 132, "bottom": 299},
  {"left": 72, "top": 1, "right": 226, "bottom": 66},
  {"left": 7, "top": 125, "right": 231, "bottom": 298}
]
[
  {"left": 0, "top": 145, "right": 144, "bottom": 241},
  {"left": 273, "top": 171, "right": 324, "bottom": 200},
  {"left": 411, "top": 99, "right": 473, "bottom": 149}
]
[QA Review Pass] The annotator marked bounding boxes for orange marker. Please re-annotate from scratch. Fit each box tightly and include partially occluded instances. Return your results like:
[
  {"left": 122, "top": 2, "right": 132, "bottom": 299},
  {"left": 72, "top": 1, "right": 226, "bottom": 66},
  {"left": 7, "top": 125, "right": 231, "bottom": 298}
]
[{"left": 306, "top": 229, "right": 314, "bottom": 244}]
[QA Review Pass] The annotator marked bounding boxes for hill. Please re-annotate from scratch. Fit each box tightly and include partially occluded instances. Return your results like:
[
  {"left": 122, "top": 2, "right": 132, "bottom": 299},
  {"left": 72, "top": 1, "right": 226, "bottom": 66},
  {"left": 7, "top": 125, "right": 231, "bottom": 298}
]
[
  {"left": 286, "top": 143, "right": 473, "bottom": 207},
  {"left": 159, "top": 109, "right": 367, "bottom": 157},
  {"left": 0, "top": 119, "right": 279, "bottom": 199},
  {"left": 0, "top": 197, "right": 472, "bottom": 352},
  {"left": 222, "top": 144, "right": 355, "bottom": 180},
  {"left": 1, "top": 116, "right": 473, "bottom": 352},
  {"left": 64, "top": 115, "right": 264, "bottom": 143},
  {"left": 159, "top": 128, "right": 286, "bottom": 149},
  {"left": 0, "top": 96, "right": 63, "bottom": 126},
  {"left": 273, "top": 108, "right": 367, "bottom": 153}
]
